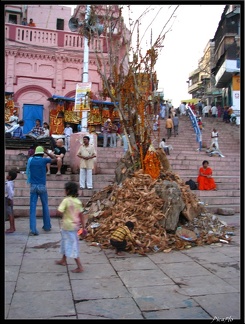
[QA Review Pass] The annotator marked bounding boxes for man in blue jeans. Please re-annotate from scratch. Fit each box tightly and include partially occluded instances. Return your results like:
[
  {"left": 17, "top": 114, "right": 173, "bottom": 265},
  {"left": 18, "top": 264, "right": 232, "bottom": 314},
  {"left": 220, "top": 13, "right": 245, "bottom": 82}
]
[{"left": 26, "top": 146, "right": 56, "bottom": 235}]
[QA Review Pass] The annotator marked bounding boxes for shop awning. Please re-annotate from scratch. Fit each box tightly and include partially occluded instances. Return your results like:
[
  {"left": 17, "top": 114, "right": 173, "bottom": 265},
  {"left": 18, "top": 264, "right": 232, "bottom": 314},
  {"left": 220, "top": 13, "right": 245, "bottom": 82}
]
[
  {"left": 47, "top": 95, "right": 75, "bottom": 102},
  {"left": 48, "top": 95, "right": 118, "bottom": 106},
  {"left": 181, "top": 98, "right": 199, "bottom": 104}
]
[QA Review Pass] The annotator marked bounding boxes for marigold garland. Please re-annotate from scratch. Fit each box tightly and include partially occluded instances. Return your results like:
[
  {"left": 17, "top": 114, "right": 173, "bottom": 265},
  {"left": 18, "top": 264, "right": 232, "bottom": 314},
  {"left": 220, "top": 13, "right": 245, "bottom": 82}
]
[{"left": 143, "top": 145, "right": 161, "bottom": 179}]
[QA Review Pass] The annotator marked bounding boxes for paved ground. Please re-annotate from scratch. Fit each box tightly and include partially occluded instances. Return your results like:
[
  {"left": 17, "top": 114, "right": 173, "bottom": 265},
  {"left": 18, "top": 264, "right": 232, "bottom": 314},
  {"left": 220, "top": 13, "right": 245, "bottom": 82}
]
[{"left": 5, "top": 214, "right": 241, "bottom": 320}]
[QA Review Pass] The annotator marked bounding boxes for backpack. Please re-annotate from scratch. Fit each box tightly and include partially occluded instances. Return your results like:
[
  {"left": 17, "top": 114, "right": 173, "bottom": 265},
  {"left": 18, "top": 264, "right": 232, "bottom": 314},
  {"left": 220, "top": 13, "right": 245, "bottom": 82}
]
[{"left": 185, "top": 179, "right": 197, "bottom": 190}]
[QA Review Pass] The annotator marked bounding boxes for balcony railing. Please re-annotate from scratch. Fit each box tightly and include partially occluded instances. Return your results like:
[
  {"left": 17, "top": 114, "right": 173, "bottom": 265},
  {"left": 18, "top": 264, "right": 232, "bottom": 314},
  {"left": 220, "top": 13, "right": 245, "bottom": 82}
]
[{"left": 5, "top": 23, "right": 103, "bottom": 51}]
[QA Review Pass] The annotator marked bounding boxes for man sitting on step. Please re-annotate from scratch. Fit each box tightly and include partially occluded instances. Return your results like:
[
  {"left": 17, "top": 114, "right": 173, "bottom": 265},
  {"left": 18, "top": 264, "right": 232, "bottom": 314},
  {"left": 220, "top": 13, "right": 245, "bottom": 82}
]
[
  {"left": 46, "top": 138, "right": 66, "bottom": 175},
  {"left": 206, "top": 143, "right": 225, "bottom": 158}
]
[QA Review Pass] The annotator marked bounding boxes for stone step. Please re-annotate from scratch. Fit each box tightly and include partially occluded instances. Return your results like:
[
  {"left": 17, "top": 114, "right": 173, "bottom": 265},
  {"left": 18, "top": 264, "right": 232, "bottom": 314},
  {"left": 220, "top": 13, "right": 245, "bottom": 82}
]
[
  {"left": 5, "top": 154, "right": 240, "bottom": 167},
  {"left": 195, "top": 195, "right": 240, "bottom": 205},
  {"left": 195, "top": 189, "right": 240, "bottom": 197},
  {"left": 6, "top": 114, "right": 240, "bottom": 218},
  {"left": 13, "top": 205, "right": 89, "bottom": 218},
  {"left": 14, "top": 187, "right": 240, "bottom": 199},
  {"left": 12, "top": 194, "right": 240, "bottom": 215},
  {"left": 7, "top": 173, "right": 116, "bottom": 186},
  {"left": 200, "top": 204, "right": 240, "bottom": 214},
  {"left": 168, "top": 155, "right": 240, "bottom": 162},
  {"left": 169, "top": 161, "right": 240, "bottom": 169},
  {"left": 13, "top": 193, "right": 92, "bottom": 206},
  {"left": 177, "top": 175, "right": 240, "bottom": 183},
  {"left": 172, "top": 167, "right": 240, "bottom": 177}
]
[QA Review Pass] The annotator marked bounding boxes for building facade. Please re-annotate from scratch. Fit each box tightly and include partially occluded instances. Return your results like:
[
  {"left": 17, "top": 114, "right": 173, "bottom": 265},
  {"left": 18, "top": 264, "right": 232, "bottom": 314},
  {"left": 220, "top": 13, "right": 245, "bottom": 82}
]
[
  {"left": 211, "top": 4, "right": 240, "bottom": 116},
  {"left": 5, "top": 4, "right": 129, "bottom": 134},
  {"left": 187, "top": 4, "right": 240, "bottom": 114}
]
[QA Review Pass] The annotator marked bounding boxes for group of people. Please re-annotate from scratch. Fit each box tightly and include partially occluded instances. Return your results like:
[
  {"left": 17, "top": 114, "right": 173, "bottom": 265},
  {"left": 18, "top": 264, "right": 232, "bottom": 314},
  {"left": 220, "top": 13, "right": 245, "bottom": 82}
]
[
  {"left": 6, "top": 132, "right": 140, "bottom": 272},
  {"left": 6, "top": 103, "right": 229, "bottom": 270},
  {"left": 5, "top": 110, "right": 24, "bottom": 138},
  {"left": 178, "top": 101, "right": 227, "bottom": 119},
  {"left": 165, "top": 114, "right": 179, "bottom": 139},
  {"left": 102, "top": 118, "right": 119, "bottom": 148},
  {"left": 5, "top": 111, "right": 73, "bottom": 151}
]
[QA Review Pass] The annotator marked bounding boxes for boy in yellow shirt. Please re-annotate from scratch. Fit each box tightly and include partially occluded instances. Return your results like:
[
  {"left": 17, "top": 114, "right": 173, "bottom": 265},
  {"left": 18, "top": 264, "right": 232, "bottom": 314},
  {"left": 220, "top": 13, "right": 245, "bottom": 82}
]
[{"left": 110, "top": 221, "right": 142, "bottom": 256}]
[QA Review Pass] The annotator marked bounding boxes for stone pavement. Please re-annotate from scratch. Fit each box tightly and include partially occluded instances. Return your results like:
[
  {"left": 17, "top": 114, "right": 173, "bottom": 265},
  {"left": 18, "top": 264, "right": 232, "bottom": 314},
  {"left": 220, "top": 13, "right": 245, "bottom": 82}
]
[{"left": 5, "top": 214, "right": 241, "bottom": 320}]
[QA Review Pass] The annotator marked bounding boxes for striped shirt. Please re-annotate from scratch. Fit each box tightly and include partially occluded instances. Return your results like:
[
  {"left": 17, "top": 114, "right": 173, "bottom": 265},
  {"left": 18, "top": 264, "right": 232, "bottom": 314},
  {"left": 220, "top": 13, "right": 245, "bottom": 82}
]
[{"left": 110, "top": 226, "right": 135, "bottom": 243}]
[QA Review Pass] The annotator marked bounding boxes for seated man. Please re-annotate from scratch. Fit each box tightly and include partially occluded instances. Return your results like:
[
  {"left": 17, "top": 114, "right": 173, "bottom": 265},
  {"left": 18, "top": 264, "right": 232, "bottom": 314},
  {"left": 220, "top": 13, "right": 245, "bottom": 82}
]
[
  {"left": 159, "top": 138, "right": 173, "bottom": 155},
  {"left": 46, "top": 138, "right": 66, "bottom": 175},
  {"left": 206, "top": 143, "right": 225, "bottom": 158},
  {"left": 5, "top": 121, "right": 20, "bottom": 138},
  {"left": 12, "top": 120, "right": 25, "bottom": 139},
  {"left": 26, "top": 119, "right": 45, "bottom": 139},
  {"left": 7, "top": 110, "right": 19, "bottom": 126}
]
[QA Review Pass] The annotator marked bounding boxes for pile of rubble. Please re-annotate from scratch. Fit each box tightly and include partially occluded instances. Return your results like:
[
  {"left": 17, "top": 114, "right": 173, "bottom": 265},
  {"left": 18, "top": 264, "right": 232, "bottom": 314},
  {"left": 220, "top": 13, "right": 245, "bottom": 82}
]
[{"left": 81, "top": 169, "right": 233, "bottom": 254}]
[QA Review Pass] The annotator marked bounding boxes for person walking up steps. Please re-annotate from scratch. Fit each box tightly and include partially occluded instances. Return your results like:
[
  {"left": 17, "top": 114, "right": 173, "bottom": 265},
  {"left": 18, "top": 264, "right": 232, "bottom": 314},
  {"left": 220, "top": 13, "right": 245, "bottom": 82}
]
[
  {"left": 173, "top": 113, "right": 179, "bottom": 136},
  {"left": 165, "top": 115, "right": 173, "bottom": 139},
  {"left": 197, "top": 100, "right": 203, "bottom": 117}
]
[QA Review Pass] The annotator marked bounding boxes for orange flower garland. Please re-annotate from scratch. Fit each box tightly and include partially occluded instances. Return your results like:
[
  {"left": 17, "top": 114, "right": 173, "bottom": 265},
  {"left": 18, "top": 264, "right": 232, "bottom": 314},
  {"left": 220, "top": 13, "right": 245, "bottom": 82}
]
[{"left": 143, "top": 145, "right": 161, "bottom": 179}]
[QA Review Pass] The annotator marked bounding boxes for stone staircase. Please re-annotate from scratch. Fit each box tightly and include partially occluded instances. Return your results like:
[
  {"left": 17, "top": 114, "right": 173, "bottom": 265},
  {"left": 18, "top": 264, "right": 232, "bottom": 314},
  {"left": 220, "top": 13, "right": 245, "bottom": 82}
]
[
  {"left": 5, "top": 148, "right": 124, "bottom": 217},
  {"left": 5, "top": 114, "right": 240, "bottom": 217},
  {"left": 151, "top": 114, "right": 240, "bottom": 213}
]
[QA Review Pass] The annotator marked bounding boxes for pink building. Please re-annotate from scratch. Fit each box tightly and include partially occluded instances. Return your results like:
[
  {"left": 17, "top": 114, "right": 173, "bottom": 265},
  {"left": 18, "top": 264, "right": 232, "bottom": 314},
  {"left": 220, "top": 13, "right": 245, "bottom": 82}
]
[{"left": 5, "top": 4, "right": 128, "bottom": 134}]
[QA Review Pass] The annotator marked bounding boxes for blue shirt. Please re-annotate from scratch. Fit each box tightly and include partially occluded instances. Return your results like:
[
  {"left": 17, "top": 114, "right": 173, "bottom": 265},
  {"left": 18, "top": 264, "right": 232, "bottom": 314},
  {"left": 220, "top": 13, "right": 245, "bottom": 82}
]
[
  {"left": 29, "top": 156, "right": 51, "bottom": 185},
  {"left": 13, "top": 126, "right": 25, "bottom": 138}
]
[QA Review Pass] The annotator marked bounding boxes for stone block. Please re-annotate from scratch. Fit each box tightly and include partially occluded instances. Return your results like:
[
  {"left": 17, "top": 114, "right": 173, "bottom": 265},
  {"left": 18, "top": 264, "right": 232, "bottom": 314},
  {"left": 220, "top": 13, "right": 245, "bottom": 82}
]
[{"left": 217, "top": 208, "right": 235, "bottom": 215}]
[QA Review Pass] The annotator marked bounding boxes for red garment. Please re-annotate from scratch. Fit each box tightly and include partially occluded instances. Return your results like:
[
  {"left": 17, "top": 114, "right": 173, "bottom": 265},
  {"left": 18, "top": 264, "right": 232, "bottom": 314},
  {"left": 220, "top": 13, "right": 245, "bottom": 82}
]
[{"left": 197, "top": 166, "right": 216, "bottom": 190}]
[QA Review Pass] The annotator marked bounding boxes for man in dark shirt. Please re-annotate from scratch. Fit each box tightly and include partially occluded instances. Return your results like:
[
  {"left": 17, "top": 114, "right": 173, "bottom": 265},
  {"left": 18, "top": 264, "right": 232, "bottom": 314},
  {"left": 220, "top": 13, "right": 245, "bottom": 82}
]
[{"left": 46, "top": 138, "right": 66, "bottom": 175}]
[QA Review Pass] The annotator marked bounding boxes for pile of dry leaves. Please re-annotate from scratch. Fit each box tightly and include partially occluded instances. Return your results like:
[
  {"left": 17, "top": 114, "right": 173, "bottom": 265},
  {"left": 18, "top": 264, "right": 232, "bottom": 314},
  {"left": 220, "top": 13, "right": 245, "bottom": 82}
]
[{"left": 81, "top": 169, "right": 233, "bottom": 255}]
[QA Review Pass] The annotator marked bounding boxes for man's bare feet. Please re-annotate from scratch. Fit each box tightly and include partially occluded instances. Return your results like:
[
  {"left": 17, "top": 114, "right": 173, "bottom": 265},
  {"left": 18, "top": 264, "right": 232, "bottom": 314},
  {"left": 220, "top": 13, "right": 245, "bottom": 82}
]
[
  {"left": 5, "top": 228, "right": 15, "bottom": 233},
  {"left": 55, "top": 260, "right": 66, "bottom": 266},
  {"left": 71, "top": 267, "right": 84, "bottom": 273},
  {"left": 116, "top": 252, "right": 125, "bottom": 256}
]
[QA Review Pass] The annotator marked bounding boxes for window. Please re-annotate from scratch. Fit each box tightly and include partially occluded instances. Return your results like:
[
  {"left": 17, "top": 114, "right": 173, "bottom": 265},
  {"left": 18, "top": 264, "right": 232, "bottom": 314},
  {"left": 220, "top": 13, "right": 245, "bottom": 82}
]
[
  {"left": 9, "top": 14, "right": 17, "bottom": 24},
  {"left": 57, "top": 19, "right": 64, "bottom": 30}
]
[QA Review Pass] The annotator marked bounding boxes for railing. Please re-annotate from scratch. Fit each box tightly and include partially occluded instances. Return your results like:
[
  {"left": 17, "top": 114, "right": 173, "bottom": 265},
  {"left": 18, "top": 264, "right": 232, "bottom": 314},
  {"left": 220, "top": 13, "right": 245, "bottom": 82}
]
[{"left": 5, "top": 23, "right": 102, "bottom": 51}]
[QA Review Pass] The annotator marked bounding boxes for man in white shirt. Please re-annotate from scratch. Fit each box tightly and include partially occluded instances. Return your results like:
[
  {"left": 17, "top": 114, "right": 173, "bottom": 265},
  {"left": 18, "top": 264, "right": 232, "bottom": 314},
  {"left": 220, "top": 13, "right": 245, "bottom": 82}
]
[
  {"left": 76, "top": 136, "right": 96, "bottom": 189},
  {"left": 179, "top": 103, "right": 186, "bottom": 116},
  {"left": 209, "top": 128, "right": 219, "bottom": 150},
  {"left": 211, "top": 104, "right": 218, "bottom": 117},
  {"left": 203, "top": 104, "right": 211, "bottom": 117},
  {"left": 7, "top": 110, "right": 19, "bottom": 126},
  {"left": 159, "top": 138, "right": 173, "bottom": 155},
  {"left": 5, "top": 122, "right": 19, "bottom": 137},
  {"left": 63, "top": 123, "right": 73, "bottom": 151}
]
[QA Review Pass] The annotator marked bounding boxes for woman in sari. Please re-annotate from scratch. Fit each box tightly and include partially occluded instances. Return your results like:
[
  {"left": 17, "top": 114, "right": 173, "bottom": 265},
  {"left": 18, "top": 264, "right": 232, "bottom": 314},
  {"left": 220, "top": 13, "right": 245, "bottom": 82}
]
[{"left": 197, "top": 160, "right": 217, "bottom": 190}]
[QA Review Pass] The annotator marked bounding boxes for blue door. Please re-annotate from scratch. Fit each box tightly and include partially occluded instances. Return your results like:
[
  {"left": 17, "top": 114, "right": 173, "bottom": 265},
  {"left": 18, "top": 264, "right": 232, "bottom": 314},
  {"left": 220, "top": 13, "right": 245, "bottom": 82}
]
[{"left": 23, "top": 104, "right": 43, "bottom": 134}]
